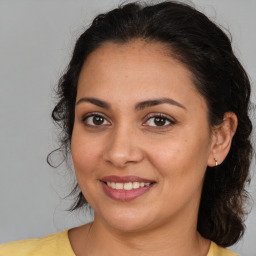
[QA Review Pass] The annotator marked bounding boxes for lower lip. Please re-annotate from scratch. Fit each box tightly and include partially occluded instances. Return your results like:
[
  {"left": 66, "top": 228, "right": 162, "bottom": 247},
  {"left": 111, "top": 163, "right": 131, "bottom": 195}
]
[{"left": 101, "top": 182, "right": 154, "bottom": 201}]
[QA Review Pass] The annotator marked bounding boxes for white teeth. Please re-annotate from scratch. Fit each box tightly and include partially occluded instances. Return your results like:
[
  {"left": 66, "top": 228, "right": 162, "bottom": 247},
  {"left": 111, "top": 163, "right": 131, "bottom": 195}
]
[
  {"left": 115, "top": 183, "right": 124, "bottom": 189},
  {"left": 110, "top": 182, "right": 116, "bottom": 189},
  {"left": 107, "top": 182, "right": 116, "bottom": 189},
  {"left": 133, "top": 182, "right": 140, "bottom": 189},
  {"left": 106, "top": 181, "right": 151, "bottom": 190},
  {"left": 124, "top": 182, "right": 133, "bottom": 190}
]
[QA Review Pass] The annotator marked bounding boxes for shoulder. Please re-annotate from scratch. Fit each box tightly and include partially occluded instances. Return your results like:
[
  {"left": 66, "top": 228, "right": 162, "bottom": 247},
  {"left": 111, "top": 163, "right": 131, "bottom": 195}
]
[
  {"left": 207, "top": 241, "right": 238, "bottom": 256},
  {"left": 0, "top": 230, "right": 75, "bottom": 256}
]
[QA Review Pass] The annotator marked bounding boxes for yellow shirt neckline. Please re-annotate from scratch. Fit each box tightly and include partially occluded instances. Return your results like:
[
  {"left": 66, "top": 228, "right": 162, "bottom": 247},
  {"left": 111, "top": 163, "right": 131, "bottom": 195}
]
[{"left": 63, "top": 229, "right": 237, "bottom": 256}]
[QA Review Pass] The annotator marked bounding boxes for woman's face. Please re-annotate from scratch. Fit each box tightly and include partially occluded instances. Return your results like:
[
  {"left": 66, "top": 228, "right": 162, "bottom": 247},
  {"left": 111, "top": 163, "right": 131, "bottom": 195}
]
[{"left": 71, "top": 40, "right": 214, "bottom": 232}]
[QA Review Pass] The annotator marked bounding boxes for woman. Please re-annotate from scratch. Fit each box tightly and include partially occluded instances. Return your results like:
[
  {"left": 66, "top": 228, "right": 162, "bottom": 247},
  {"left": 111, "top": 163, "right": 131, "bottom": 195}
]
[{"left": 0, "top": 1, "right": 253, "bottom": 255}]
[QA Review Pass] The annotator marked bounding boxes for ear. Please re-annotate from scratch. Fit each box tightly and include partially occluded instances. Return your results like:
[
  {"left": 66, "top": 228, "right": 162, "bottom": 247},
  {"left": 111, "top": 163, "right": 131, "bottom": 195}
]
[{"left": 207, "top": 112, "right": 238, "bottom": 167}]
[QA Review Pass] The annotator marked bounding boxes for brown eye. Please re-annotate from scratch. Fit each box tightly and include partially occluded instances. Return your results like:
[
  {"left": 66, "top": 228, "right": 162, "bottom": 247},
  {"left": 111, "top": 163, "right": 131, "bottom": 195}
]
[
  {"left": 143, "top": 114, "right": 175, "bottom": 128},
  {"left": 93, "top": 116, "right": 104, "bottom": 125},
  {"left": 83, "top": 114, "right": 110, "bottom": 127},
  {"left": 154, "top": 117, "right": 167, "bottom": 126}
]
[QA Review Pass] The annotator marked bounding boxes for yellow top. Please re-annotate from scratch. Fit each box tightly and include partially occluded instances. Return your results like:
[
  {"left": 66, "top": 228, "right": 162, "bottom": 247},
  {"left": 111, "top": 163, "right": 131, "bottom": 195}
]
[
  {"left": 0, "top": 230, "right": 238, "bottom": 256},
  {"left": 0, "top": 231, "right": 75, "bottom": 256}
]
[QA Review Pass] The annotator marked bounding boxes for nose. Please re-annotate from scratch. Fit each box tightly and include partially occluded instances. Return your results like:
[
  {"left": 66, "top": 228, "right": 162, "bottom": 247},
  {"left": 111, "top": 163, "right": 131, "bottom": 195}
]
[{"left": 103, "top": 125, "right": 144, "bottom": 168}]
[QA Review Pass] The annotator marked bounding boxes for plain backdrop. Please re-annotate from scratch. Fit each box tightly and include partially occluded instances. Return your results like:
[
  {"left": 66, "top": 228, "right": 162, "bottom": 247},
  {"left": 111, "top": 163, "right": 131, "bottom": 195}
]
[{"left": 0, "top": 0, "right": 255, "bottom": 255}]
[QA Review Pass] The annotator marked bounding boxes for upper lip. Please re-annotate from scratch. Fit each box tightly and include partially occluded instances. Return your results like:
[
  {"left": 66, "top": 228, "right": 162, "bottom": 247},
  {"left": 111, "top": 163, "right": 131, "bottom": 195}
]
[{"left": 100, "top": 175, "right": 155, "bottom": 183}]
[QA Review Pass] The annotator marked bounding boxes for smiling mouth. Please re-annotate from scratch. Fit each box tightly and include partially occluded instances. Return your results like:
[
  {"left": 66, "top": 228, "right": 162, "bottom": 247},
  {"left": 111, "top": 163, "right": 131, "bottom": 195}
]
[
  {"left": 104, "top": 181, "right": 151, "bottom": 190},
  {"left": 100, "top": 176, "right": 156, "bottom": 201}
]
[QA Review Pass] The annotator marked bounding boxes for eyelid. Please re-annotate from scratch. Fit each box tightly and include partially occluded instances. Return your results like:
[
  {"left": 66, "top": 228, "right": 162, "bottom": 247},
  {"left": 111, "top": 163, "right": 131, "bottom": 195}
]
[
  {"left": 142, "top": 113, "right": 176, "bottom": 127},
  {"left": 81, "top": 112, "right": 111, "bottom": 126},
  {"left": 80, "top": 112, "right": 176, "bottom": 128}
]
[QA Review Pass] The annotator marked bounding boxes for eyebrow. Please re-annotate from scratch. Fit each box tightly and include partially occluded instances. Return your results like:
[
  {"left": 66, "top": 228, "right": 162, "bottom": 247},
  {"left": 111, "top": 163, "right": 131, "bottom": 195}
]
[
  {"left": 76, "top": 97, "right": 111, "bottom": 109},
  {"left": 135, "top": 98, "right": 186, "bottom": 111},
  {"left": 76, "top": 97, "right": 186, "bottom": 111}
]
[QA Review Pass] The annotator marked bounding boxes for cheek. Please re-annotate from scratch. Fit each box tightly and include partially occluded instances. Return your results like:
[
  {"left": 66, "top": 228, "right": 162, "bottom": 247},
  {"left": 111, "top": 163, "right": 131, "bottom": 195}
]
[
  {"left": 71, "top": 134, "right": 103, "bottom": 207},
  {"left": 149, "top": 133, "right": 210, "bottom": 184},
  {"left": 71, "top": 132, "right": 101, "bottom": 181},
  {"left": 150, "top": 137, "right": 210, "bottom": 214}
]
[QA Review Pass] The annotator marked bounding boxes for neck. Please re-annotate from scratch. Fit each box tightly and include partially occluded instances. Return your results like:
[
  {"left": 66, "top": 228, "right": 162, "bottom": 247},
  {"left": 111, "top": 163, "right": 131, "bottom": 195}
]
[{"left": 82, "top": 212, "right": 210, "bottom": 256}]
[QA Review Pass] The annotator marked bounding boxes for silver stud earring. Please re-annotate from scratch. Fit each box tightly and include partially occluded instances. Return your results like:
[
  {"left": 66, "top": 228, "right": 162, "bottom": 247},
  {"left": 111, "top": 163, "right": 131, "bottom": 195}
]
[{"left": 214, "top": 158, "right": 218, "bottom": 166}]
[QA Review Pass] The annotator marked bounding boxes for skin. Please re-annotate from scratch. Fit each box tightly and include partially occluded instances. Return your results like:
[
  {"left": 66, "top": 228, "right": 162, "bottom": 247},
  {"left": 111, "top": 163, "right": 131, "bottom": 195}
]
[{"left": 69, "top": 40, "right": 237, "bottom": 256}]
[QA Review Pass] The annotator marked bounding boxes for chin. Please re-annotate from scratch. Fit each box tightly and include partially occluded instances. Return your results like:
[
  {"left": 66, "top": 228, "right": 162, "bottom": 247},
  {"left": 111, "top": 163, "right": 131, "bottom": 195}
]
[{"left": 95, "top": 208, "right": 156, "bottom": 233}]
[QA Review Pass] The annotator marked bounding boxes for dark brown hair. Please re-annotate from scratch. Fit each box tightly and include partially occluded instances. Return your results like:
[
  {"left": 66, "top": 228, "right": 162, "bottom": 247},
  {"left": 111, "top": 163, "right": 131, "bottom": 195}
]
[{"left": 49, "top": 1, "right": 253, "bottom": 247}]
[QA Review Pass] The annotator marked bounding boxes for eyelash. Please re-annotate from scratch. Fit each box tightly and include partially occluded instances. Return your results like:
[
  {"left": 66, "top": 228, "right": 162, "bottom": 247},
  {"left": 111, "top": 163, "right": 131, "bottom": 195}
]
[
  {"left": 81, "top": 112, "right": 176, "bottom": 128},
  {"left": 81, "top": 112, "right": 111, "bottom": 127},
  {"left": 142, "top": 113, "right": 176, "bottom": 128}
]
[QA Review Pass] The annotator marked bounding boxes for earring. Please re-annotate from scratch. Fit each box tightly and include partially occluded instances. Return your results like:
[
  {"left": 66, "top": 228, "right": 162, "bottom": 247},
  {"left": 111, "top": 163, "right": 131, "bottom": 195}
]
[{"left": 214, "top": 158, "right": 218, "bottom": 166}]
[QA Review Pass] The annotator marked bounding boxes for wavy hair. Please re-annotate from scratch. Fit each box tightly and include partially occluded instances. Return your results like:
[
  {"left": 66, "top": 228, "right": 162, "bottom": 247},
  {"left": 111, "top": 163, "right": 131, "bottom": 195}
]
[{"left": 49, "top": 1, "right": 253, "bottom": 247}]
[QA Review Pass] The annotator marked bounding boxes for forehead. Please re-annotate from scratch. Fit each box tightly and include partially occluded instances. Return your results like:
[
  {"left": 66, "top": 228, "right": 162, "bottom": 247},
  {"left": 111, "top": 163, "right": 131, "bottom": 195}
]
[
  {"left": 80, "top": 40, "right": 186, "bottom": 73},
  {"left": 79, "top": 40, "right": 193, "bottom": 88},
  {"left": 77, "top": 40, "right": 207, "bottom": 112}
]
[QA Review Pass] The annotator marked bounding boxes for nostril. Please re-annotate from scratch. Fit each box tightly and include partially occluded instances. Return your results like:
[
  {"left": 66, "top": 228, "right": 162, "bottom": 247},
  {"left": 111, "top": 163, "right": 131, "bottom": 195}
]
[{"left": 103, "top": 144, "right": 145, "bottom": 168}]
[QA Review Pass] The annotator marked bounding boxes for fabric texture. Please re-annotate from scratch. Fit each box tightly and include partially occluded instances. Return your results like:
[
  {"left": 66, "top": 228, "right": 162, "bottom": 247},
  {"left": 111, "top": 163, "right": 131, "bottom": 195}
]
[
  {"left": 0, "top": 230, "right": 238, "bottom": 256},
  {"left": 0, "top": 230, "right": 75, "bottom": 256}
]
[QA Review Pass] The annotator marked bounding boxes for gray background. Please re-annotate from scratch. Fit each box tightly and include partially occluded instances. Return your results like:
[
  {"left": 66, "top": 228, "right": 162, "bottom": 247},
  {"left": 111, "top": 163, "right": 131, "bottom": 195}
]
[{"left": 0, "top": 0, "right": 255, "bottom": 255}]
